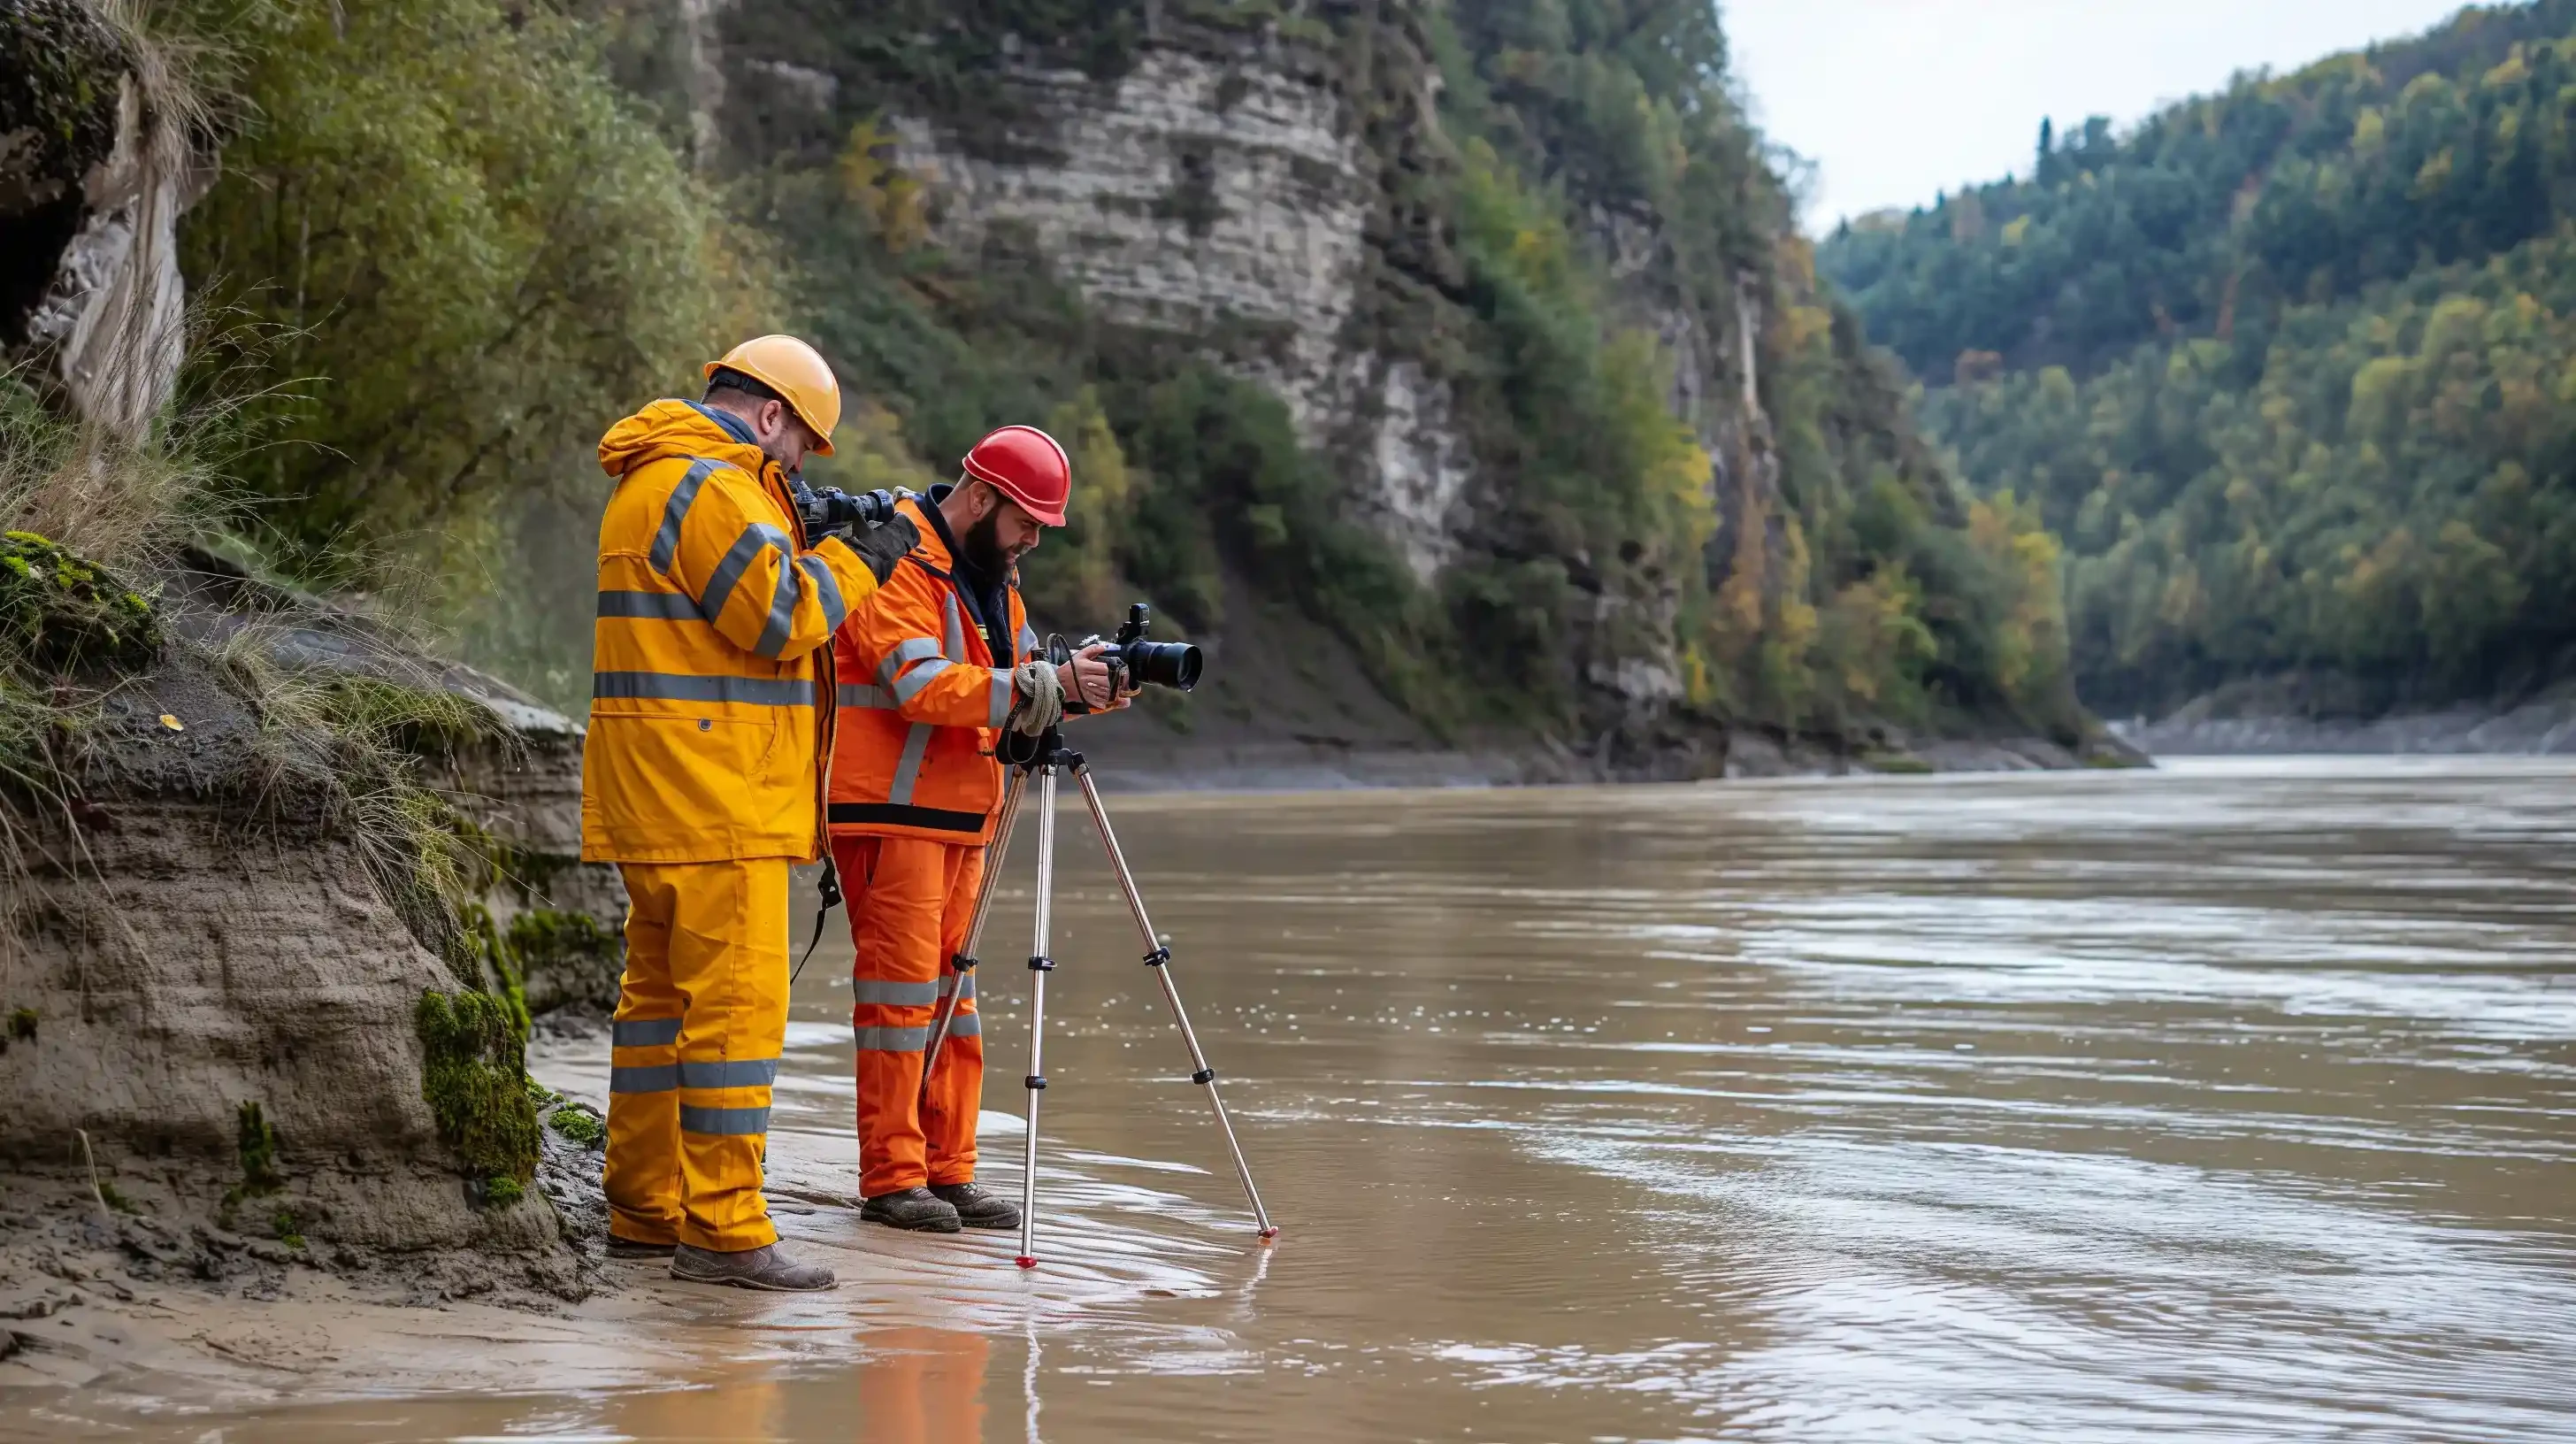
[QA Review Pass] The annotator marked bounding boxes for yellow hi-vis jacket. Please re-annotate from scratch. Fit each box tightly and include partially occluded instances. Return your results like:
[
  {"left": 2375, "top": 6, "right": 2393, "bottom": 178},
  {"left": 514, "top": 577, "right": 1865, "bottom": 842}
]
[
  {"left": 827, "top": 490, "right": 1035, "bottom": 846},
  {"left": 579, "top": 400, "right": 881, "bottom": 864}
]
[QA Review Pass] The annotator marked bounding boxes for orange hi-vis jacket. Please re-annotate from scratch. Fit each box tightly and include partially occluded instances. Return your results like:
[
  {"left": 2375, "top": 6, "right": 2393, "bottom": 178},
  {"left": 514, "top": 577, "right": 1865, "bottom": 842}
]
[
  {"left": 580, "top": 400, "right": 881, "bottom": 864},
  {"left": 827, "top": 490, "right": 1037, "bottom": 846}
]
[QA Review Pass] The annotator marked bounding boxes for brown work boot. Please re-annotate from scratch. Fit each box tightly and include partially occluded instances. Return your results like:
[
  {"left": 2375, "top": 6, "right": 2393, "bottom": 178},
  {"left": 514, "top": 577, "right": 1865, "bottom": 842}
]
[
  {"left": 860, "top": 1187, "right": 962, "bottom": 1233},
  {"left": 929, "top": 1182, "right": 1020, "bottom": 1231},
  {"left": 668, "top": 1242, "right": 837, "bottom": 1292}
]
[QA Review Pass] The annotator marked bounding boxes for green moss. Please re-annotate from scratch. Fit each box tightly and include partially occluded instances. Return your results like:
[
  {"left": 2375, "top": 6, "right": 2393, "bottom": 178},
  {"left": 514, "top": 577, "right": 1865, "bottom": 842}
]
[
  {"left": 481, "top": 1176, "right": 525, "bottom": 1207},
  {"left": 96, "top": 1179, "right": 136, "bottom": 1214},
  {"left": 271, "top": 1206, "right": 304, "bottom": 1248},
  {"left": 221, "top": 1100, "right": 288, "bottom": 1224},
  {"left": 507, "top": 907, "right": 619, "bottom": 975},
  {"left": 0, "top": 533, "right": 160, "bottom": 676},
  {"left": 7, "top": 1007, "right": 32, "bottom": 1041},
  {"left": 451, "top": 903, "right": 533, "bottom": 1037},
  {"left": 414, "top": 990, "right": 540, "bottom": 1192},
  {"left": 546, "top": 1104, "right": 604, "bottom": 1147},
  {"left": 236, "top": 1101, "right": 284, "bottom": 1192}
]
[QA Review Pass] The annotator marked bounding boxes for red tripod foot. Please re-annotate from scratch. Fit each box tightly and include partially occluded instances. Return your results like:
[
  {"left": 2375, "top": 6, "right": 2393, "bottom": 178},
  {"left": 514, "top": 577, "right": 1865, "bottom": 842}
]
[
  {"left": 1258, "top": 1227, "right": 1279, "bottom": 1242},
  {"left": 1015, "top": 1255, "right": 1038, "bottom": 1269}
]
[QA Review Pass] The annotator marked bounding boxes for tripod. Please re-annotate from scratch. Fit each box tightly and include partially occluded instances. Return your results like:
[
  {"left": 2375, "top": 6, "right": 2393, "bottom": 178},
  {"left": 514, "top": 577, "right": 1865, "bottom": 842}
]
[{"left": 916, "top": 726, "right": 1276, "bottom": 1268}]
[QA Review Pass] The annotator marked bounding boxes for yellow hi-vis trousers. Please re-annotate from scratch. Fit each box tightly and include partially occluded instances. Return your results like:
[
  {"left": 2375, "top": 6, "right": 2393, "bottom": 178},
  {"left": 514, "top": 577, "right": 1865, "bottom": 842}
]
[{"left": 605, "top": 858, "right": 789, "bottom": 1253}]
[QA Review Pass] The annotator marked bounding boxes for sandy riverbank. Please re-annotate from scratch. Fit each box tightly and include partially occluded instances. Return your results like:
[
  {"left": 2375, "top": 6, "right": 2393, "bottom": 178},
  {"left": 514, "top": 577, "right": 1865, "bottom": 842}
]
[{"left": 0, "top": 1029, "right": 1246, "bottom": 1414}]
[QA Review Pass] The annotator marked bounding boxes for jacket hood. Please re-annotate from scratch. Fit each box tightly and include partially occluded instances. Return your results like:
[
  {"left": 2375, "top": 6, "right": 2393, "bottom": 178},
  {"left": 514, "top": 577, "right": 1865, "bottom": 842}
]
[
  {"left": 598, "top": 399, "right": 773, "bottom": 481},
  {"left": 897, "top": 492, "right": 954, "bottom": 572}
]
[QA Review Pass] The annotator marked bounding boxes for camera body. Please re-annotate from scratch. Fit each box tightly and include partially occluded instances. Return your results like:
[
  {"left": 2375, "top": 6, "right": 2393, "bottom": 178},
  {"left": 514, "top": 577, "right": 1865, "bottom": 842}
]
[
  {"left": 794, "top": 483, "right": 899, "bottom": 540},
  {"left": 1048, "top": 603, "right": 1202, "bottom": 712}
]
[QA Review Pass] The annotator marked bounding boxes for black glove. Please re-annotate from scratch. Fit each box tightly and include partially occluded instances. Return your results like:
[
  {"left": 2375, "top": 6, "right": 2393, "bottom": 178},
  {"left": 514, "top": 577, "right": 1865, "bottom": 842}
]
[{"left": 846, "top": 511, "right": 919, "bottom": 584}]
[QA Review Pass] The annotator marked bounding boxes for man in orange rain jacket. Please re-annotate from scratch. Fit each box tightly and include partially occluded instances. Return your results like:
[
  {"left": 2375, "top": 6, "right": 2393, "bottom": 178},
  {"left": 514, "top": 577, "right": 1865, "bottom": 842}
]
[
  {"left": 580, "top": 335, "right": 917, "bottom": 1291},
  {"left": 827, "top": 425, "right": 1125, "bottom": 1233}
]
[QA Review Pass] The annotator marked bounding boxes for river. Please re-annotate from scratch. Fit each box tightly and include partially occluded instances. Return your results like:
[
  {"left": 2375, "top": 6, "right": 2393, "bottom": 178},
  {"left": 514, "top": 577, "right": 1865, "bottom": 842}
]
[{"left": 19, "top": 757, "right": 2576, "bottom": 1441}]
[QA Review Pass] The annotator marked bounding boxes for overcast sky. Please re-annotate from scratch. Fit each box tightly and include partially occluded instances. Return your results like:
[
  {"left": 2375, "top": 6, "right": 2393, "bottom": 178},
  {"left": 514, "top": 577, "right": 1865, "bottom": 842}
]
[{"left": 1722, "top": 0, "right": 2480, "bottom": 232}]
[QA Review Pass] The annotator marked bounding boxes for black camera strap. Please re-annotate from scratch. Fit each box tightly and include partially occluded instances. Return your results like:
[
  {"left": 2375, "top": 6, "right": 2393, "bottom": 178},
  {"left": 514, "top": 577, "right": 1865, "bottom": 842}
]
[{"left": 792, "top": 854, "right": 841, "bottom": 983}]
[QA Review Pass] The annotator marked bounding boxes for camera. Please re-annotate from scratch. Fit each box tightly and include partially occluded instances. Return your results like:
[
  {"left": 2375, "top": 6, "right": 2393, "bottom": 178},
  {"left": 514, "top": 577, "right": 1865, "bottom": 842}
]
[
  {"left": 794, "top": 483, "right": 899, "bottom": 540},
  {"left": 1051, "top": 603, "right": 1202, "bottom": 710}
]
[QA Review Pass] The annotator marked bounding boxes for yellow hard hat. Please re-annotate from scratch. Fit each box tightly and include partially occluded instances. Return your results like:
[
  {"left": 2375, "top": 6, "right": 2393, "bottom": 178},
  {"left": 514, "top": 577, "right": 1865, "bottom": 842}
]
[{"left": 704, "top": 334, "right": 841, "bottom": 456}]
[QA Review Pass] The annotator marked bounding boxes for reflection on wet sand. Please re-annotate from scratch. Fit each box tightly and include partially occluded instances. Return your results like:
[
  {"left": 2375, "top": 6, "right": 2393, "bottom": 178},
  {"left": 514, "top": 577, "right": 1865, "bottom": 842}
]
[
  {"left": 851, "top": 1327, "right": 986, "bottom": 1444},
  {"left": 12, "top": 758, "right": 2576, "bottom": 1442}
]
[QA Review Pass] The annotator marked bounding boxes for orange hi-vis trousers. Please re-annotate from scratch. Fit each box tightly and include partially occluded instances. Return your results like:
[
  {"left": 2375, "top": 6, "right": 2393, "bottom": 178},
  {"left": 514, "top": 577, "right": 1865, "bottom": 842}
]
[
  {"left": 835, "top": 834, "right": 984, "bottom": 1198},
  {"left": 604, "top": 859, "right": 788, "bottom": 1253}
]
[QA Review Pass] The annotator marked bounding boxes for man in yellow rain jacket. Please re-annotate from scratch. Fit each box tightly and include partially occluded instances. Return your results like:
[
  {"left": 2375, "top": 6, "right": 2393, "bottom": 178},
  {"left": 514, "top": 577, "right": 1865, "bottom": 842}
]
[{"left": 580, "top": 335, "right": 916, "bottom": 1292}]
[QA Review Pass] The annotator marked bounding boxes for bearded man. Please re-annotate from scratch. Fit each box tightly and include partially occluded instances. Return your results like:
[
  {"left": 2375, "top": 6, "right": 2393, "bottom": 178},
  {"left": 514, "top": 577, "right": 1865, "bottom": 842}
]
[{"left": 824, "top": 425, "right": 1124, "bottom": 1233}]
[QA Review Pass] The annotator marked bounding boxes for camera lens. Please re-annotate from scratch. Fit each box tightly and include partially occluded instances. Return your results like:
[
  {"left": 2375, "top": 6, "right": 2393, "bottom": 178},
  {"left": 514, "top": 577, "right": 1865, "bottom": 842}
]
[{"left": 1123, "top": 639, "right": 1201, "bottom": 691}]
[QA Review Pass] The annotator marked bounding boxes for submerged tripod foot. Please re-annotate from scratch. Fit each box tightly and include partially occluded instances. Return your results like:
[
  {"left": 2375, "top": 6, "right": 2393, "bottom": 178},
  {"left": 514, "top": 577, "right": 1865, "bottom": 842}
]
[{"left": 1259, "top": 1227, "right": 1279, "bottom": 1241}]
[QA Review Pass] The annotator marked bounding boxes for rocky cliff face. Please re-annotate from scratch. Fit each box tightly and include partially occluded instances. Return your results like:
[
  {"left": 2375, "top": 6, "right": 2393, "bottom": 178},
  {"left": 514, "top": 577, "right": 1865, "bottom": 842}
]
[
  {"left": 719, "top": 7, "right": 1483, "bottom": 588},
  {"left": 666, "top": 0, "right": 2091, "bottom": 767}
]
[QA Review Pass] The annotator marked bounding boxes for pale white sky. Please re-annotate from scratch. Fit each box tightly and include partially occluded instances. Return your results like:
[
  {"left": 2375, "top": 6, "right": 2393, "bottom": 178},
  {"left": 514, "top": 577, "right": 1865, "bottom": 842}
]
[{"left": 1722, "top": 0, "right": 2478, "bottom": 231}]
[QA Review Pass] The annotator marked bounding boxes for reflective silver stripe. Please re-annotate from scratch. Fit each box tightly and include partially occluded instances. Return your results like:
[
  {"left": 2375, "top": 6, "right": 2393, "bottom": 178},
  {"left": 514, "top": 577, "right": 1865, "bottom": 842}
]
[
  {"left": 947, "top": 1012, "right": 981, "bottom": 1038},
  {"left": 876, "top": 638, "right": 940, "bottom": 686},
  {"left": 648, "top": 458, "right": 720, "bottom": 573},
  {"left": 886, "top": 722, "right": 932, "bottom": 805},
  {"left": 987, "top": 669, "right": 1012, "bottom": 729},
  {"left": 938, "top": 973, "right": 976, "bottom": 1002},
  {"left": 610, "top": 1064, "right": 679, "bottom": 1093},
  {"left": 1016, "top": 624, "right": 1039, "bottom": 661},
  {"left": 854, "top": 1025, "right": 931, "bottom": 1050},
  {"left": 591, "top": 672, "right": 816, "bottom": 706},
  {"left": 753, "top": 559, "right": 801, "bottom": 659},
  {"left": 853, "top": 979, "right": 940, "bottom": 1006},
  {"left": 940, "top": 595, "right": 964, "bottom": 662},
  {"left": 891, "top": 657, "right": 952, "bottom": 704},
  {"left": 839, "top": 683, "right": 893, "bottom": 709},
  {"left": 677, "top": 1058, "right": 779, "bottom": 1089},
  {"left": 799, "top": 554, "right": 847, "bottom": 634},
  {"left": 597, "top": 590, "right": 703, "bottom": 621},
  {"left": 678, "top": 1104, "right": 770, "bottom": 1135},
  {"left": 699, "top": 522, "right": 789, "bottom": 626},
  {"left": 612, "top": 1017, "right": 682, "bottom": 1047}
]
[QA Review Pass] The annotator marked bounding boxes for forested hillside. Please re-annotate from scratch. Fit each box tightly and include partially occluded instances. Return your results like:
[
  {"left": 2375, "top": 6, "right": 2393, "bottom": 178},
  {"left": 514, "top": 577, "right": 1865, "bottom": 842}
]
[
  {"left": 55, "top": 0, "right": 2088, "bottom": 766},
  {"left": 1821, "top": 0, "right": 2576, "bottom": 715}
]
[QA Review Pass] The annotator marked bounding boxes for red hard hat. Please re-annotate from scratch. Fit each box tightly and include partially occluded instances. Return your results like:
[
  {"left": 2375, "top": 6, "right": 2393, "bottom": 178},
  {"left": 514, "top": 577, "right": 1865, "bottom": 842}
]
[{"left": 960, "top": 425, "right": 1070, "bottom": 526}]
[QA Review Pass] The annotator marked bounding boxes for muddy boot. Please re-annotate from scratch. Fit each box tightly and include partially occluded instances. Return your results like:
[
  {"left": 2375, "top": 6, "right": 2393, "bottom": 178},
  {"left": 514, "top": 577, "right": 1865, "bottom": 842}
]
[
  {"left": 860, "top": 1187, "right": 962, "bottom": 1233},
  {"left": 604, "top": 1236, "right": 678, "bottom": 1261},
  {"left": 668, "top": 1242, "right": 836, "bottom": 1292},
  {"left": 928, "top": 1182, "right": 1021, "bottom": 1231}
]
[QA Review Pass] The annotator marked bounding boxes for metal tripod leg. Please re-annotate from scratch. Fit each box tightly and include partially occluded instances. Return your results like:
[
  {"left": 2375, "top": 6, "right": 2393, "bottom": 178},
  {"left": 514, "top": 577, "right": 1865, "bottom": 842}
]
[
  {"left": 920, "top": 769, "right": 1027, "bottom": 1096},
  {"left": 1014, "top": 764, "right": 1060, "bottom": 1269},
  {"left": 1071, "top": 766, "right": 1277, "bottom": 1240}
]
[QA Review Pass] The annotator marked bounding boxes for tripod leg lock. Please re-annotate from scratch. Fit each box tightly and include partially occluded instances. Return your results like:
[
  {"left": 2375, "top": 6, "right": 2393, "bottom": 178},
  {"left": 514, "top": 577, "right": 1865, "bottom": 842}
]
[
  {"left": 1142, "top": 946, "right": 1171, "bottom": 967},
  {"left": 1027, "top": 955, "right": 1055, "bottom": 972},
  {"left": 951, "top": 951, "right": 979, "bottom": 972},
  {"left": 1024, "top": 1074, "right": 1048, "bottom": 1090},
  {"left": 1190, "top": 1068, "right": 1215, "bottom": 1085}
]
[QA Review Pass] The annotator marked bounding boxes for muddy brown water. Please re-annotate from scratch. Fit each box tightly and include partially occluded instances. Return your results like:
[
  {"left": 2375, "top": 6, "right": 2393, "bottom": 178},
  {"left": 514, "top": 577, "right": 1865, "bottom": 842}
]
[{"left": 16, "top": 757, "right": 2576, "bottom": 1442}]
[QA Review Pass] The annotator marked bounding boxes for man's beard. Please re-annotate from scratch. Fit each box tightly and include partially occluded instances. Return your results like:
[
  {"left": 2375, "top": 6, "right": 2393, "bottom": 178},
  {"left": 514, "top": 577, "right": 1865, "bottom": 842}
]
[{"left": 960, "top": 509, "right": 1013, "bottom": 580}]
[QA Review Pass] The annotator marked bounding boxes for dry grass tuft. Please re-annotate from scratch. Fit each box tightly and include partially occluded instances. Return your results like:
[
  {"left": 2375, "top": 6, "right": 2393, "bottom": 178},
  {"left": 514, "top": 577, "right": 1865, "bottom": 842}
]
[{"left": 211, "top": 615, "right": 518, "bottom": 966}]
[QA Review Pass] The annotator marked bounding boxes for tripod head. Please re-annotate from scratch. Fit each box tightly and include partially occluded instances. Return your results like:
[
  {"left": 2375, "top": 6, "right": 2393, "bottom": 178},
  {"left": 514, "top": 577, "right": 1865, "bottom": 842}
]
[{"left": 995, "top": 723, "right": 1082, "bottom": 772}]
